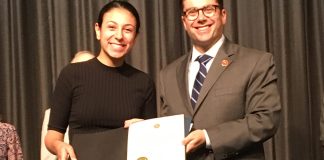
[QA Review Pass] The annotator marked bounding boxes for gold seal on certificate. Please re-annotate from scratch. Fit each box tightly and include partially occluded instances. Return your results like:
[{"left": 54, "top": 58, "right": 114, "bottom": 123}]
[
  {"left": 154, "top": 123, "right": 160, "bottom": 128},
  {"left": 137, "top": 157, "right": 148, "bottom": 160}
]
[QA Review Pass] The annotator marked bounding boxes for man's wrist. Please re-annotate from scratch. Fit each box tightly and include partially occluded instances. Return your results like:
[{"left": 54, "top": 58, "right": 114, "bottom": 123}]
[{"left": 203, "top": 129, "right": 212, "bottom": 149}]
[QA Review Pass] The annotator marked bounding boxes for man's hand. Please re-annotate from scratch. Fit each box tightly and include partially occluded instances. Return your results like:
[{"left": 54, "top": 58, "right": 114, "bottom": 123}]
[{"left": 182, "top": 129, "right": 206, "bottom": 153}]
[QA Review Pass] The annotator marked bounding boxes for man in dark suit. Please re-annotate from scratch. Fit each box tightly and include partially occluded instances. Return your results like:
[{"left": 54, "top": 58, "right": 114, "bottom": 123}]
[{"left": 159, "top": 0, "right": 281, "bottom": 159}]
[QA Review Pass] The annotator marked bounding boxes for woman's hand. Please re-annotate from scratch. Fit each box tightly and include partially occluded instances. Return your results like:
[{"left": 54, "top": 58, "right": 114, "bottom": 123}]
[
  {"left": 124, "top": 118, "right": 144, "bottom": 128},
  {"left": 45, "top": 130, "right": 77, "bottom": 160},
  {"left": 54, "top": 141, "right": 77, "bottom": 160}
]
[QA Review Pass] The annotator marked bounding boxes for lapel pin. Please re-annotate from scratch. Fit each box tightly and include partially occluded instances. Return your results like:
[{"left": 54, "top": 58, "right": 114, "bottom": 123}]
[{"left": 221, "top": 59, "right": 229, "bottom": 67}]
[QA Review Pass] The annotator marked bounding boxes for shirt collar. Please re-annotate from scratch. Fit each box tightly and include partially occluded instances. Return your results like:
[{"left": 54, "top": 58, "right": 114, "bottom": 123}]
[{"left": 191, "top": 34, "right": 225, "bottom": 63}]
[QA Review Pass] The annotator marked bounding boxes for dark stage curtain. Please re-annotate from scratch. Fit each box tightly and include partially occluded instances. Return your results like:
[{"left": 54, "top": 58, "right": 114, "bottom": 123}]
[{"left": 0, "top": 0, "right": 323, "bottom": 159}]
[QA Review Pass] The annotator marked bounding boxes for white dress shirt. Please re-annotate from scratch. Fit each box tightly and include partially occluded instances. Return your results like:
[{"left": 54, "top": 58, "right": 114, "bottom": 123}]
[{"left": 187, "top": 35, "right": 225, "bottom": 148}]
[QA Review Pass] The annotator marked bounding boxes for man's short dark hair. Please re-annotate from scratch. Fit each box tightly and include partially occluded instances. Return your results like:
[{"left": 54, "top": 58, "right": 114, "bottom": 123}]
[{"left": 179, "top": 0, "right": 224, "bottom": 12}]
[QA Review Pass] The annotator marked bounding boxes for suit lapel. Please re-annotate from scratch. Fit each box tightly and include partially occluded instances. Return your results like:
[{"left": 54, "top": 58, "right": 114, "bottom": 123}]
[
  {"left": 176, "top": 54, "right": 194, "bottom": 114},
  {"left": 194, "top": 40, "right": 235, "bottom": 112}
]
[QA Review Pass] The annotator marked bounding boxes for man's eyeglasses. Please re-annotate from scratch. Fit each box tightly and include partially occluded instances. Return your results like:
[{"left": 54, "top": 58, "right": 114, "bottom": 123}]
[{"left": 183, "top": 5, "right": 220, "bottom": 21}]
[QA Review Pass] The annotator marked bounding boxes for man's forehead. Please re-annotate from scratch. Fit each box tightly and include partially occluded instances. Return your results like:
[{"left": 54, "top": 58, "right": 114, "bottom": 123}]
[{"left": 183, "top": 0, "right": 218, "bottom": 8}]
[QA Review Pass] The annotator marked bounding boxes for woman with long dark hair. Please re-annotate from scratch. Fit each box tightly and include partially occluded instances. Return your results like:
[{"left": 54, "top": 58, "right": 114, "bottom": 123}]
[{"left": 45, "top": 1, "right": 157, "bottom": 159}]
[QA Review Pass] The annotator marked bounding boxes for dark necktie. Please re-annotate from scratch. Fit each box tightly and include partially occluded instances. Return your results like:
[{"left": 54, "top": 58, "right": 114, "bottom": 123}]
[{"left": 190, "top": 55, "right": 212, "bottom": 108}]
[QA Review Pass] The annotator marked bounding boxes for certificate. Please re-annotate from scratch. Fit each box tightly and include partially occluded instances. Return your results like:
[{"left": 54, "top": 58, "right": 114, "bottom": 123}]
[{"left": 127, "top": 114, "right": 186, "bottom": 160}]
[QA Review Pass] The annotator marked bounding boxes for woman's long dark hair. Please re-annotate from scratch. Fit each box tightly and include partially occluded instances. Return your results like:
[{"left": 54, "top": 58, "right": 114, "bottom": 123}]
[{"left": 97, "top": 0, "right": 140, "bottom": 33}]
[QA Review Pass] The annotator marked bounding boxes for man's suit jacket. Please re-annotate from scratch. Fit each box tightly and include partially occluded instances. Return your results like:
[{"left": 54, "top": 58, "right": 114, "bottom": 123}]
[{"left": 159, "top": 39, "right": 281, "bottom": 160}]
